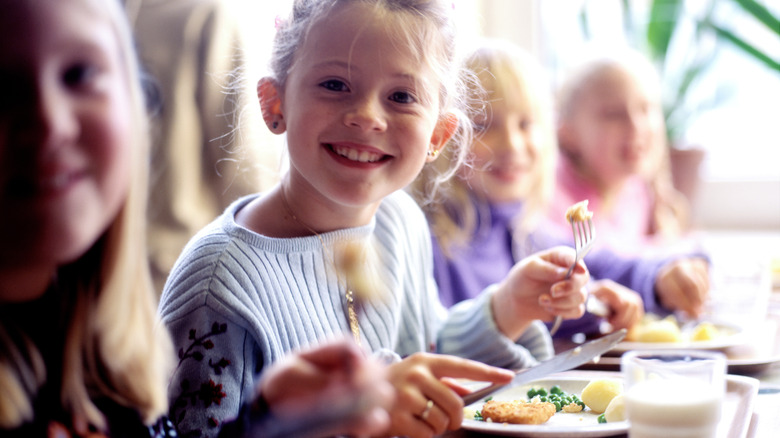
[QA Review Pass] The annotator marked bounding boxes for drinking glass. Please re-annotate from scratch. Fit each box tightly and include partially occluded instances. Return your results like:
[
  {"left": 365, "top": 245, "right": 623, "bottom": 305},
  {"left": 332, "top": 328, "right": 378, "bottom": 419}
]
[{"left": 622, "top": 349, "right": 726, "bottom": 438}]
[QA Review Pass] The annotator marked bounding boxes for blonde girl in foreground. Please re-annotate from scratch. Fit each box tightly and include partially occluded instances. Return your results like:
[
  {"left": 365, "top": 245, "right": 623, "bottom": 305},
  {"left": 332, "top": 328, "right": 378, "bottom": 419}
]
[
  {"left": 0, "top": 0, "right": 391, "bottom": 437},
  {"left": 159, "top": 1, "right": 589, "bottom": 437},
  {"left": 0, "top": 0, "right": 172, "bottom": 435}
]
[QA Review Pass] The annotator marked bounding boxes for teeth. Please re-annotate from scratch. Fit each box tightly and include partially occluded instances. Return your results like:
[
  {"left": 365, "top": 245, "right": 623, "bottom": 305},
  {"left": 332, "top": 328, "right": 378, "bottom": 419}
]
[{"left": 333, "top": 145, "right": 381, "bottom": 163}]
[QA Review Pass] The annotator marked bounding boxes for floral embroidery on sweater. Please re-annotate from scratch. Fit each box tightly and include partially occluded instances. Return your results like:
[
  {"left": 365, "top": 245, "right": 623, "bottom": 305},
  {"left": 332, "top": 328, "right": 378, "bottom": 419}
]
[{"left": 170, "top": 322, "right": 230, "bottom": 436}]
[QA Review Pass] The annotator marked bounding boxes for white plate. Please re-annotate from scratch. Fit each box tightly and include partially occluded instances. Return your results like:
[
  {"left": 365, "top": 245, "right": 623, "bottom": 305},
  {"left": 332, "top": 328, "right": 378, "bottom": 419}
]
[
  {"left": 610, "top": 321, "right": 744, "bottom": 353},
  {"left": 461, "top": 374, "right": 628, "bottom": 437},
  {"left": 460, "top": 371, "right": 758, "bottom": 438}
]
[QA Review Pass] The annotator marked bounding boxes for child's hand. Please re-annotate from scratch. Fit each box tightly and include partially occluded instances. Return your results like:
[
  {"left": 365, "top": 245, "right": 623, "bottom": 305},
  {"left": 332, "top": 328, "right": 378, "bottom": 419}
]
[
  {"left": 492, "top": 246, "right": 590, "bottom": 340},
  {"left": 589, "top": 279, "right": 644, "bottom": 331},
  {"left": 655, "top": 257, "right": 710, "bottom": 318},
  {"left": 258, "top": 338, "right": 394, "bottom": 437},
  {"left": 385, "top": 352, "right": 513, "bottom": 438}
]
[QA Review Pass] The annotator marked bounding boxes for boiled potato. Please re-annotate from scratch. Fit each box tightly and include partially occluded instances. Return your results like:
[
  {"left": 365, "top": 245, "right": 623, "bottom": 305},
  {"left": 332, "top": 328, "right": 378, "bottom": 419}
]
[
  {"left": 581, "top": 379, "right": 623, "bottom": 414},
  {"left": 635, "top": 317, "right": 682, "bottom": 343},
  {"left": 691, "top": 322, "right": 719, "bottom": 341},
  {"left": 604, "top": 393, "right": 625, "bottom": 422}
]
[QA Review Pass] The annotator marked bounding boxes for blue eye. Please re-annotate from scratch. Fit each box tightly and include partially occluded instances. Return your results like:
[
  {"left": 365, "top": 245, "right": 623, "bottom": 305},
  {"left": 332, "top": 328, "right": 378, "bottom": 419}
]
[
  {"left": 389, "top": 91, "right": 415, "bottom": 104},
  {"left": 320, "top": 79, "right": 349, "bottom": 92}
]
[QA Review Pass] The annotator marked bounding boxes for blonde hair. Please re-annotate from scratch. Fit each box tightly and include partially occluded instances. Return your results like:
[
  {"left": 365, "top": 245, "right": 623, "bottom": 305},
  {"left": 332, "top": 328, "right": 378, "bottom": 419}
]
[
  {"left": 556, "top": 46, "right": 689, "bottom": 237},
  {"left": 412, "top": 39, "right": 557, "bottom": 256},
  {"left": 0, "top": 0, "right": 173, "bottom": 431},
  {"left": 271, "top": 0, "right": 476, "bottom": 197}
]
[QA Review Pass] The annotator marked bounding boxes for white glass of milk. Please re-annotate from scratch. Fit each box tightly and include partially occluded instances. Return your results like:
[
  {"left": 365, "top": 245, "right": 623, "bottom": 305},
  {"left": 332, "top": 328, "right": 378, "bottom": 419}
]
[{"left": 622, "top": 349, "right": 727, "bottom": 438}]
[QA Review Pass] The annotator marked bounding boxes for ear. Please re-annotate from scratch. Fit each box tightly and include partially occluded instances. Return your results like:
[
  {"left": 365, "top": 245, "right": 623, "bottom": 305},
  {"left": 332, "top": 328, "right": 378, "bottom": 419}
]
[
  {"left": 427, "top": 112, "right": 458, "bottom": 162},
  {"left": 257, "top": 77, "right": 285, "bottom": 134}
]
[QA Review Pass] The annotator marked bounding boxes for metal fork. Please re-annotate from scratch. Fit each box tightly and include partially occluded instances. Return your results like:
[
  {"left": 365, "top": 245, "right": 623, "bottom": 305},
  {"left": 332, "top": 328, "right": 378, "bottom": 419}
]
[{"left": 549, "top": 216, "right": 596, "bottom": 336}]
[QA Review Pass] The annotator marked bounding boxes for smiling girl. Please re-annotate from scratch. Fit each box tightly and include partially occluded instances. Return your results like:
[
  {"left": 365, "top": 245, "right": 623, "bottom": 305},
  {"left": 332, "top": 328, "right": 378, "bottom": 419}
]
[{"left": 158, "top": 1, "right": 589, "bottom": 437}]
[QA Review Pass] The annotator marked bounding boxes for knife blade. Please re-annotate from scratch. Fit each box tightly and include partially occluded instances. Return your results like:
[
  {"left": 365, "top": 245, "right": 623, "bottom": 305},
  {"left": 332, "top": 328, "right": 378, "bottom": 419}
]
[{"left": 461, "top": 328, "right": 627, "bottom": 405}]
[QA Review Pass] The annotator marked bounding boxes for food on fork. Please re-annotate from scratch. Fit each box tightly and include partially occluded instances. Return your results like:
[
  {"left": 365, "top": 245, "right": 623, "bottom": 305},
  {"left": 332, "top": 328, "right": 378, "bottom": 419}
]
[
  {"left": 480, "top": 400, "right": 556, "bottom": 424},
  {"left": 335, "top": 240, "right": 383, "bottom": 301},
  {"left": 550, "top": 199, "right": 595, "bottom": 336},
  {"left": 565, "top": 200, "right": 593, "bottom": 222}
]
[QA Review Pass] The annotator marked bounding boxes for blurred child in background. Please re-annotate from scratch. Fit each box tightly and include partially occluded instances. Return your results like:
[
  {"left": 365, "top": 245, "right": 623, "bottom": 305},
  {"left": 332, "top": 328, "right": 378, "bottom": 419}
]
[
  {"left": 411, "top": 39, "right": 709, "bottom": 340},
  {"left": 124, "top": 0, "right": 280, "bottom": 294},
  {"left": 552, "top": 46, "right": 690, "bottom": 256}
]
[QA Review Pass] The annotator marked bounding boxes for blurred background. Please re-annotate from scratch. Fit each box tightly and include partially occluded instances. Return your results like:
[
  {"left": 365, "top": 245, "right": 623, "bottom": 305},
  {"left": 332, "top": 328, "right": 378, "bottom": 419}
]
[{"left": 237, "top": 0, "right": 779, "bottom": 233}]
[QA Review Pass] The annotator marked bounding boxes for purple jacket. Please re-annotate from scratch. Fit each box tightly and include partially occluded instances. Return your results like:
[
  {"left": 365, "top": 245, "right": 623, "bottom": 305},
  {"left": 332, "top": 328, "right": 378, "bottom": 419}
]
[{"left": 431, "top": 200, "right": 686, "bottom": 339}]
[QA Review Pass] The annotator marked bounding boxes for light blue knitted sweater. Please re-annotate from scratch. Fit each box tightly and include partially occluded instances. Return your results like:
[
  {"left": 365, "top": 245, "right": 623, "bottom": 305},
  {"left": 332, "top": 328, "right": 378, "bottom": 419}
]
[{"left": 159, "top": 190, "right": 553, "bottom": 437}]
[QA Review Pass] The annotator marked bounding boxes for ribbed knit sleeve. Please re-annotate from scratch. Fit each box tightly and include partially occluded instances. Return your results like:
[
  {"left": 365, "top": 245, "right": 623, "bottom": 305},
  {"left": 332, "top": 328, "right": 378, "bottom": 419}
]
[
  {"left": 439, "top": 287, "right": 554, "bottom": 368},
  {"left": 159, "top": 191, "right": 553, "bottom": 437}
]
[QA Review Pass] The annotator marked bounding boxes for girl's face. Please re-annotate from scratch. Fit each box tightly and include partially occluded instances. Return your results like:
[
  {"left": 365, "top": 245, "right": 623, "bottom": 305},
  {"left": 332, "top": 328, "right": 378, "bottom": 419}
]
[
  {"left": 0, "top": 0, "right": 132, "bottom": 282},
  {"left": 462, "top": 83, "right": 542, "bottom": 204},
  {"left": 560, "top": 66, "right": 664, "bottom": 185},
  {"left": 277, "top": 2, "right": 452, "bottom": 222}
]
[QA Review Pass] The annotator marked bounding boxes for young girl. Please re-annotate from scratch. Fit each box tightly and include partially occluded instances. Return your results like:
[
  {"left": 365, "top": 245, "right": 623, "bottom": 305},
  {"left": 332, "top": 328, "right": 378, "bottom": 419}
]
[
  {"left": 0, "top": 0, "right": 173, "bottom": 435},
  {"left": 412, "top": 39, "right": 709, "bottom": 340},
  {"left": 551, "top": 46, "right": 690, "bottom": 256},
  {"left": 159, "top": 1, "right": 589, "bottom": 437},
  {"left": 0, "top": 1, "right": 391, "bottom": 437}
]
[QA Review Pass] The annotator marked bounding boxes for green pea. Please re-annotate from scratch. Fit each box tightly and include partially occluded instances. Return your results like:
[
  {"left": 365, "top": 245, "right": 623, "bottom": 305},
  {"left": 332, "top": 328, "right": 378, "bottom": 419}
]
[
  {"left": 550, "top": 385, "right": 563, "bottom": 395},
  {"left": 598, "top": 413, "right": 607, "bottom": 424}
]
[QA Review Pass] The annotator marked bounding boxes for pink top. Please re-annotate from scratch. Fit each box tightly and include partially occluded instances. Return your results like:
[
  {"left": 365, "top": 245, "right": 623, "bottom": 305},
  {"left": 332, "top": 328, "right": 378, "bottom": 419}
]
[{"left": 548, "top": 157, "right": 654, "bottom": 256}]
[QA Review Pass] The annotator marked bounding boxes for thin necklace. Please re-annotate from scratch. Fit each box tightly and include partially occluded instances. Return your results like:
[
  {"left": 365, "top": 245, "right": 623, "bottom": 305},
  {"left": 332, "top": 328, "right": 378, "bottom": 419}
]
[{"left": 279, "top": 185, "right": 362, "bottom": 346}]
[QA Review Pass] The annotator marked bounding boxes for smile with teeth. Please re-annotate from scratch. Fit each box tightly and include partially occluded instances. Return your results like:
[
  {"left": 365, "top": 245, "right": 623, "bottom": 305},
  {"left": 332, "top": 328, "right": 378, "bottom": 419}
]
[{"left": 332, "top": 145, "right": 384, "bottom": 163}]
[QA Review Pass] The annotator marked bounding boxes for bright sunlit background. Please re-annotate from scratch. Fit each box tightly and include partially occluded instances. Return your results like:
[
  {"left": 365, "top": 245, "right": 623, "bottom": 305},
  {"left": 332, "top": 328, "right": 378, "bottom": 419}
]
[{"left": 231, "top": 0, "right": 779, "bottom": 231}]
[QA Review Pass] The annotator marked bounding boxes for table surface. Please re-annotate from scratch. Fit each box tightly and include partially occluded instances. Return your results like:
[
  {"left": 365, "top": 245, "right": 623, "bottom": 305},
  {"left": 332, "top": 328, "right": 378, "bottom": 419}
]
[{"left": 438, "top": 230, "right": 780, "bottom": 438}]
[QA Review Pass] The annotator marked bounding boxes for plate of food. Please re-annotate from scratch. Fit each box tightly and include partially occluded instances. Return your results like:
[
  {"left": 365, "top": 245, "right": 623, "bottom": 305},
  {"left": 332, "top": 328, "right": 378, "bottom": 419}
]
[
  {"left": 460, "top": 371, "right": 757, "bottom": 438},
  {"left": 608, "top": 314, "right": 744, "bottom": 353},
  {"left": 461, "top": 374, "right": 628, "bottom": 437}
]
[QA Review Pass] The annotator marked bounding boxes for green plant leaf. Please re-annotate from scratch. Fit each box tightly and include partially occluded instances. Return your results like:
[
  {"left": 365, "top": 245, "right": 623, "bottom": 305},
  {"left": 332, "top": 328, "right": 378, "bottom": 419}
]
[
  {"left": 702, "top": 19, "right": 780, "bottom": 72},
  {"left": 729, "top": 0, "right": 780, "bottom": 37},
  {"left": 578, "top": 9, "right": 591, "bottom": 40},
  {"left": 647, "top": 0, "right": 685, "bottom": 66}
]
